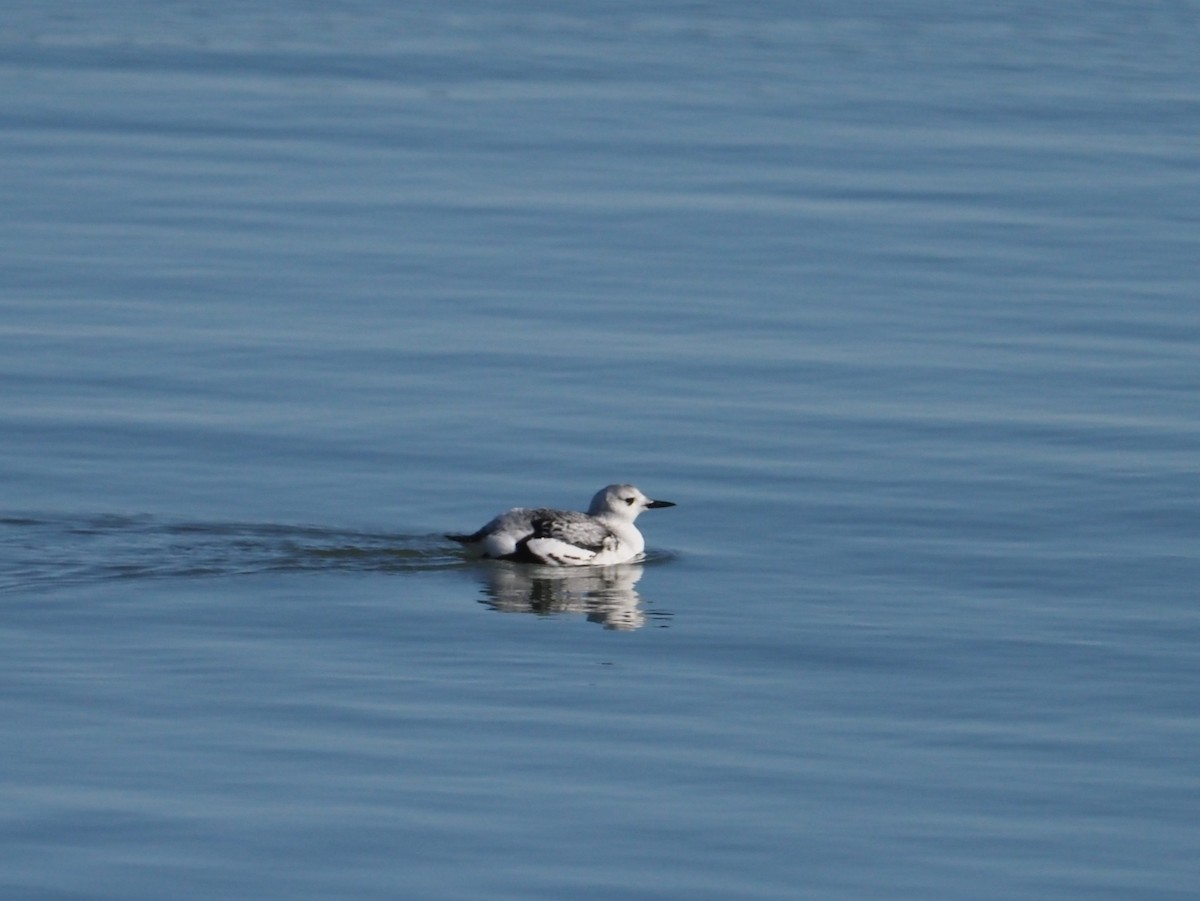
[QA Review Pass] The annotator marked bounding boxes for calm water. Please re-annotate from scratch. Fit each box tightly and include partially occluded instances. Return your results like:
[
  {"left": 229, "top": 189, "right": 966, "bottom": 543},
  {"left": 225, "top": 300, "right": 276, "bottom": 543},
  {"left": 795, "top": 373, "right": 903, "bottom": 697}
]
[{"left": 3, "top": 2, "right": 1199, "bottom": 898}]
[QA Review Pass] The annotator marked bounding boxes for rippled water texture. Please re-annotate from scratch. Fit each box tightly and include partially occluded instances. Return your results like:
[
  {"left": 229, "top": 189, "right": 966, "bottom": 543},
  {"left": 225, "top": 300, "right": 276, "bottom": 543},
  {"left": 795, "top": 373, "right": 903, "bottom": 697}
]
[{"left": 2, "top": 3, "right": 1198, "bottom": 899}]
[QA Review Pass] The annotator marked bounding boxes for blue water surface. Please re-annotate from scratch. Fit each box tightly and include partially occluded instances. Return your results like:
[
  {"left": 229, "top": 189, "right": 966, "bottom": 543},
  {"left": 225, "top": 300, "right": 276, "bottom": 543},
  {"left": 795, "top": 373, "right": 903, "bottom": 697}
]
[{"left": 2, "top": 2, "right": 1198, "bottom": 899}]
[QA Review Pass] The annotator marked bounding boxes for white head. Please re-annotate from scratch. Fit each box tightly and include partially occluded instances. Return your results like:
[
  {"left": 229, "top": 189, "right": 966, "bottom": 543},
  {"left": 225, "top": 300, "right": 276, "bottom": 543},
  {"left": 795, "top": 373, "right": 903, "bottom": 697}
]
[{"left": 587, "top": 483, "right": 676, "bottom": 521}]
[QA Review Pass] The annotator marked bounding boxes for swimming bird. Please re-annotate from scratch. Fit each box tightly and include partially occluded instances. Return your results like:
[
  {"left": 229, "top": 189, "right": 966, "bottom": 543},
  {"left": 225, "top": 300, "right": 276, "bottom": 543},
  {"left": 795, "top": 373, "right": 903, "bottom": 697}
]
[{"left": 447, "top": 484, "right": 675, "bottom": 566}]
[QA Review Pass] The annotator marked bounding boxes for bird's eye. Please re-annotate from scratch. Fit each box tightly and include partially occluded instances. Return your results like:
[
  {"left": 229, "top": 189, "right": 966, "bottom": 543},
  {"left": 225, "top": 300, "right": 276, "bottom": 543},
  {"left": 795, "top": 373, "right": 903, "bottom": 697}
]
[{"left": 625, "top": 497, "right": 636, "bottom": 505}]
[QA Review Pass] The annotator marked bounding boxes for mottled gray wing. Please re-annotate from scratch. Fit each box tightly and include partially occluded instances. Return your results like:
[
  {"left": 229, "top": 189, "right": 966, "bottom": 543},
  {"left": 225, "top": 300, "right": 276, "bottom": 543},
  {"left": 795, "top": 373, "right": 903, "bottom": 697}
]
[
  {"left": 447, "top": 508, "right": 535, "bottom": 545},
  {"left": 529, "top": 510, "right": 614, "bottom": 552}
]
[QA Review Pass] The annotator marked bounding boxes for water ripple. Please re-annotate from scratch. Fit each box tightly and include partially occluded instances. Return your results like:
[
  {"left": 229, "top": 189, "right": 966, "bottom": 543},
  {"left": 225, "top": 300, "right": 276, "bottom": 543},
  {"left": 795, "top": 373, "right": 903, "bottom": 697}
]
[{"left": 0, "top": 514, "right": 462, "bottom": 593}]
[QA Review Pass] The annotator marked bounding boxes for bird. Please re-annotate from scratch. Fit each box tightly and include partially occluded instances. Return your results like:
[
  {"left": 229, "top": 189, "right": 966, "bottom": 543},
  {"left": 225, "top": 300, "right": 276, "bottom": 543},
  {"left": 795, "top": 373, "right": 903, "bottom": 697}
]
[{"left": 447, "top": 484, "right": 675, "bottom": 566}]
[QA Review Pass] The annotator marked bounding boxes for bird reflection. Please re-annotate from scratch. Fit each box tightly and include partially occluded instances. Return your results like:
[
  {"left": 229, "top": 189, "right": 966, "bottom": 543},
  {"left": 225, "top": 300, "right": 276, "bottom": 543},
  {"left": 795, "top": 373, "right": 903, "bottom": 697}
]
[{"left": 474, "top": 561, "right": 663, "bottom": 630}]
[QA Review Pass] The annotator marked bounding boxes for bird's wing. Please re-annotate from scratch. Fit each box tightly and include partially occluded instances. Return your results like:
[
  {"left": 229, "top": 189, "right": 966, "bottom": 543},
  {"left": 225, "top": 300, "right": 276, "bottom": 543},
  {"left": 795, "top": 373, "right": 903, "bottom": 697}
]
[
  {"left": 448, "top": 509, "right": 525, "bottom": 544},
  {"left": 529, "top": 510, "right": 615, "bottom": 552},
  {"left": 450, "top": 508, "right": 617, "bottom": 564}
]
